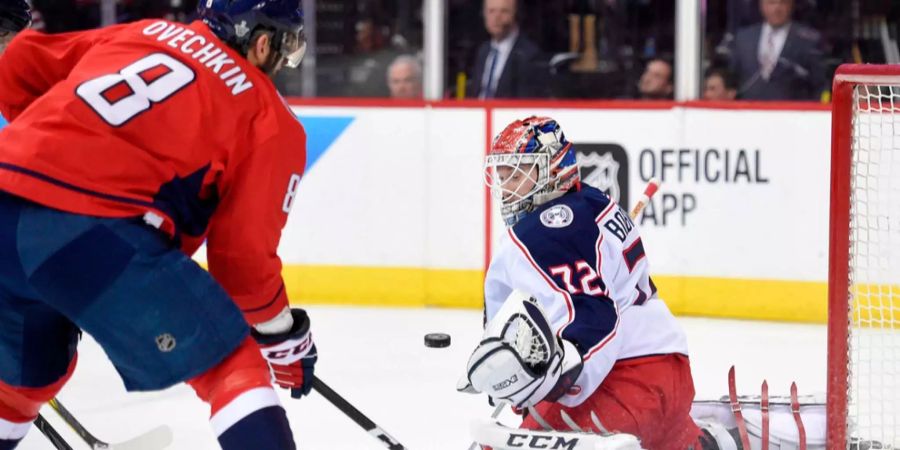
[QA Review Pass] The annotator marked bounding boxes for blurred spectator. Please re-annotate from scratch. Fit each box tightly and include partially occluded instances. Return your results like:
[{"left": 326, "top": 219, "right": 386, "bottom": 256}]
[
  {"left": 342, "top": 17, "right": 400, "bottom": 97},
  {"left": 703, "top": 67, "right": 738, "bottom": 100},
  {"left": 724, "top": 0, "right": 825, "bottom": 100},
  {"left": 387, "top": 54, "right": 422, "bottom": 99},
  {"left": 637, "top": 58, "right": 673, "bottom": 100},
  {"left": 466, "top": 0, "right": 549, "bottom": 99},
  {"left": 31, "top": 0, "right": 98, "bottom": 32}
]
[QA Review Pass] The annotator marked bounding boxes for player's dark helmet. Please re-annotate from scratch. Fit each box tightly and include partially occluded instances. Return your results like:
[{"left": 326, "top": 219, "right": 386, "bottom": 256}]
[
  {"left": 198, "top": 0, "right": 306, "bottom": 68},
  {"left": 0, "top": 0, "right": 31, "bottom": 33}
]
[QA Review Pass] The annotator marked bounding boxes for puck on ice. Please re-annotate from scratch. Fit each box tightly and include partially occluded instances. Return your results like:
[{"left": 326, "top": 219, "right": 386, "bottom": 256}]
[{"left": 424, "top": 333, "right": 451, "bottom": 348}]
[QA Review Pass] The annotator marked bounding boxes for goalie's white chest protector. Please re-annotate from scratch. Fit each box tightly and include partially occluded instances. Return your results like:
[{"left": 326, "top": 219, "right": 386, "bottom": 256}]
[{"left": 484, "top": 186, "right": 690, "bottom": 407}]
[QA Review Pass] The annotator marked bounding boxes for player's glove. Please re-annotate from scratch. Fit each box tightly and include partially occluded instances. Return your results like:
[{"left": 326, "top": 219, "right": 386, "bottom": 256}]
[
  {"left": 459, "top": 290, "right": 583, "bottom": 408},
  {"left": 251, "top": 307, "right": 317, "bottom": 399}
]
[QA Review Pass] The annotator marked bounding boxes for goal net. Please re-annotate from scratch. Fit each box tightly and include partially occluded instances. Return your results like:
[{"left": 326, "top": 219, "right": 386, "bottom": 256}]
[{"left": 828, "top": 64, "right": 900, "bottom": 448}]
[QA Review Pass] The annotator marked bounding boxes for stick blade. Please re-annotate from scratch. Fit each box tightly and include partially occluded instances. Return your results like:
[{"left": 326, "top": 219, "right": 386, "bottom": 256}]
[
  {"left": 105, "top": 425, "right": 173, "bottom": 450},
  {"left": 470, "top": 419, "right": 642, "bottom": 450}
]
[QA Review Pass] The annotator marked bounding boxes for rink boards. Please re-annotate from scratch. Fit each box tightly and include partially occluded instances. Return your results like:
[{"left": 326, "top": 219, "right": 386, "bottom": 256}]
[
  {"left": 275, "top": 100, "right": 833, "bottom": 323},
  {"left": 0, "top": 100, "right": 834, "bottom": 323}
]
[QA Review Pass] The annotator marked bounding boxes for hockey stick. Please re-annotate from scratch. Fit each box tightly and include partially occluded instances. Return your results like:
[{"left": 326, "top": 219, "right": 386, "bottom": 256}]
[
  {"left": 629, "top": 177, "right": 660, "bottom": 220},
  {"left": 470, "top": 419, "right": 641, "bottom": 450},
  {"left": 467, "top": 401, "right": 506, "bottom": 450},
  {"left": 47, "top": 398, "right": 173, "bottom": 450},
  {"left": 311, "top": 376, "right": 407, "bottom": 450},
  {"left": 34, "top": 413, "right": 74, "bottom": 450}
]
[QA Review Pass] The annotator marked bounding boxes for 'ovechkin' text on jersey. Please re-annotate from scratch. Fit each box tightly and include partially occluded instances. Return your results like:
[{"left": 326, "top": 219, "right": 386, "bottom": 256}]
[{"left": 484, "top": 185, "right": 689, "bottom": 407}]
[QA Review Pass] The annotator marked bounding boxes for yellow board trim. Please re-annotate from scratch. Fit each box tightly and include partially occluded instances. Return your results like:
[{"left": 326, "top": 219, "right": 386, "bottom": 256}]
[{"left": 282, "top": 265, "right": 829, "bottom": 323}]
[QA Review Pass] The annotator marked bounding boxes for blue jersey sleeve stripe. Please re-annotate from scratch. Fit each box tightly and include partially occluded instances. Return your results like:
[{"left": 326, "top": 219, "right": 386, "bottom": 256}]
[
  {"left": 592, "top": 202, "right": 616, "bottom": 225},
  {"left": 623, "top": 238, "right": 646, "bottom": 272},
  {"left": 579, "top": 298, "right": 619, "bottom": 360},
  {"left": 594, "top": 234, "right": 606, "bottom": 293}
]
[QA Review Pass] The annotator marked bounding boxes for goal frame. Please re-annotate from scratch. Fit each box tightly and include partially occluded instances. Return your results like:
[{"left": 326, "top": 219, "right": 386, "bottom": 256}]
[{"left": 827, "top": 64, "right": 900, "bottom": 449}]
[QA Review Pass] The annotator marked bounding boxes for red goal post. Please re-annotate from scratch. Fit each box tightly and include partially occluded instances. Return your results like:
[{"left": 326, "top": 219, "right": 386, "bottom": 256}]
[{"left": 828, "top": 64, "right": 900, "bottom": 449}]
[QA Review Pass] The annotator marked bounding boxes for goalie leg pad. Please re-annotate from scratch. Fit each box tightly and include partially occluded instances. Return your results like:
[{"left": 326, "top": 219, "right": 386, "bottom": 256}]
[
  {"left": 521, "top": 354, "right": 701, "bottom": 450},
  {"left": 691, "top": 400, "right": 826, "bottom": 449}
]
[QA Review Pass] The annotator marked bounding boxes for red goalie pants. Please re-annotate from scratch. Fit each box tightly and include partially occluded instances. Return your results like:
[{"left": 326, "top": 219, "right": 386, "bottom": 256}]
[{"left": 521, "top": 354, "right": 702, "bottom": 450}]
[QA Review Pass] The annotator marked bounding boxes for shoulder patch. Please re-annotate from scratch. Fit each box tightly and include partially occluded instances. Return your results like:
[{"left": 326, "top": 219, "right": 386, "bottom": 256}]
[{"left": 540, "top": 204, "right": 574, "bottom": 228}]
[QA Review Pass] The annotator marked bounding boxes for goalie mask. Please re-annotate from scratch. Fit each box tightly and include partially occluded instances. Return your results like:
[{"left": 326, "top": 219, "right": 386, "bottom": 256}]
[{"left": 484, "top": 117, "right": 580, "bottom": 227}]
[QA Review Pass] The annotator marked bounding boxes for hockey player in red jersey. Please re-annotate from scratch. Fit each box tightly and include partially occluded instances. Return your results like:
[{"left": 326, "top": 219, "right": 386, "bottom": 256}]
[
  {"left": 459, "top": 116, "right": 706, "bottom": 449},
  {"left": 0, "top": 1, "right": 313, "bottom": 449}
]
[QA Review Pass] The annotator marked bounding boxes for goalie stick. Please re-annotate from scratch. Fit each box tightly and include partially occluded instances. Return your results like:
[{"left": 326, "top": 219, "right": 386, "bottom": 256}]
[
  {"left": 470, "top": 419, "right": 641, "bottom": 450},
  {"left": 629, "top": 177, "right": 660, "bottom": 220},
  {"left": 312, "top": 376, "right": 408, "bottom": 450},
  {"left": 46, "top": 398, "right": 173, "bottom": 450}
]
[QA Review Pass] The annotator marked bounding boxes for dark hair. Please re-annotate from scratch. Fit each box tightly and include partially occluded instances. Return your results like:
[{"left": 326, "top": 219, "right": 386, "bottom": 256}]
[
  {"left": 482, "top": 0, "right": 521, "bottom": 22},
  {"left": 646, "top": 56, "right": 674, "bottom": 83},
  {"left": 0, "top": 0, "right": 30, "bottom": 33},
  {"left": 705, "top": 67, "right": 738, "bottom": 90}
]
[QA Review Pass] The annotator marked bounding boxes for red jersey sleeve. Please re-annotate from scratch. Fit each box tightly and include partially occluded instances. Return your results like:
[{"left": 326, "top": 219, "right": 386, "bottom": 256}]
[
  {"left": 0, "top": 26, "right": 126, "bottom": 121},
  {"left": 206, "top": 129, "right": 306, "bottom": 326}
]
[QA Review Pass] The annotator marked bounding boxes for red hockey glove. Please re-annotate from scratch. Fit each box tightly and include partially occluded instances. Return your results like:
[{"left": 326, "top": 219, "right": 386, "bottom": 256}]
[{"left": 251, "top": 308, "right": 317, "bottom": 399}]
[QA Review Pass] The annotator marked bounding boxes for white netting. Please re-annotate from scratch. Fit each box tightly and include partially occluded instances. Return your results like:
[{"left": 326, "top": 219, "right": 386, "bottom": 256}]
[
  {"left": 847, "top": 84, "right": 900, "bottom": 447},
  {"left": 499, "top": 314, "right": 551, "bottom": 368}
]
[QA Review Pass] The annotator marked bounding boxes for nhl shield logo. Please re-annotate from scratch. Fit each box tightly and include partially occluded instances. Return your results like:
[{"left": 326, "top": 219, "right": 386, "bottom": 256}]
[
  {"left": 577, "top": 143, "right": 630, "bottom": 208},
  {"left": 156, "top": 333, "right": 176, "bottom": 352},
  {"left": 540, "top": 205, "right": 574, "bottom": 228},
  {"left": 580, "top": 152, "right": 620, "bottom": 202}
]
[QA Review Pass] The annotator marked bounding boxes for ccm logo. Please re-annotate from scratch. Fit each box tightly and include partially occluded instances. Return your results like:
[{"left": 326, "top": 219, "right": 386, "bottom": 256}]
[
  {"left": 265, "top": 338, "right": 311, "bottom": 360},
  {"left": 492, "top": 374, "right": 518, "bottom": 391},
  {"left": 506, "top": 433, "right": 579, "bottom": 449}
]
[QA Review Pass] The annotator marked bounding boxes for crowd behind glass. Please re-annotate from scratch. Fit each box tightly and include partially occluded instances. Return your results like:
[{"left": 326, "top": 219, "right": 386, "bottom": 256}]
[{"left": 24, "top": 0, "right": 895, "bottom": 101}]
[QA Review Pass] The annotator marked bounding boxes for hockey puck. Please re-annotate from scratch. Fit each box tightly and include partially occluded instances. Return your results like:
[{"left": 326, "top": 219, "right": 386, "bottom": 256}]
[{"left": 424, "top": 333, "right": 451, "bottom": 348}]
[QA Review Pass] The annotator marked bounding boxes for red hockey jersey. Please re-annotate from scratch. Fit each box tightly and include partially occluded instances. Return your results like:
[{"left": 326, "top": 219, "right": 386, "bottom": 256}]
[{"left": 0, "top": 19, "right": 307, "bottom": 325}]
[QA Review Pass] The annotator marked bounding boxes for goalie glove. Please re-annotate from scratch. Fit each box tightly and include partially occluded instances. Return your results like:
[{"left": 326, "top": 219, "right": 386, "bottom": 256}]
[
  {"left": 463, "top": 290, "right": 583, "bottom": 409},
  {"left": 251, "top": 307, "right": 318, "bottom": 399}
]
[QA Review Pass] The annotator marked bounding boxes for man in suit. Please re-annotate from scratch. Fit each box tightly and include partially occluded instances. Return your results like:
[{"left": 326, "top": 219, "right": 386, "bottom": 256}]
[
  {"left": 726, "top": 0, "right": 825, "bottom": 100},
  {"left": 467, "top": 0, "right": 549, "bottom": 99}
]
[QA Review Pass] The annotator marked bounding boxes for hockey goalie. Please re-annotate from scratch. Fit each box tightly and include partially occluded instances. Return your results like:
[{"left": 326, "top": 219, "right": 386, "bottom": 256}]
[{"left": 458, "top": 116, "right": 830, "bottom": 450}]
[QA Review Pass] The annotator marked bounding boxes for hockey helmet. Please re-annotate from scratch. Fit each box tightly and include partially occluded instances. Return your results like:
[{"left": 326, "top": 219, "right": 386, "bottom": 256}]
[
  {"left": 0, "top": 0, "right": 31, "bottom": 33},
  {"left": 484, "top": 116, "right": 580, "bottom": 226},
  {"left": 198, "top": 0, "right": 306, "bottom": 68}
]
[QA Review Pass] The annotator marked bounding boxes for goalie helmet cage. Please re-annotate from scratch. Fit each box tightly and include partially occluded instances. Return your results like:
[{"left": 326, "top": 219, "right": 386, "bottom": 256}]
[{"left": 827, "top": 64, "right": 900, "bottom": 449}]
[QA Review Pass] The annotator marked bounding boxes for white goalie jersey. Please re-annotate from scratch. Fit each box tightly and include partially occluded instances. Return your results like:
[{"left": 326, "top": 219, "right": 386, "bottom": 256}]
[{"left": 484, "top": 185, "right": 689, "bottom": 408}]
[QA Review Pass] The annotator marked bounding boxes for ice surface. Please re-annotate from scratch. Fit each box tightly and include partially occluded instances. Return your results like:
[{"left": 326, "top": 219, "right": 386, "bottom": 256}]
[{"left": 19, "top": 307, "right": 827, "bottom": 449}]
